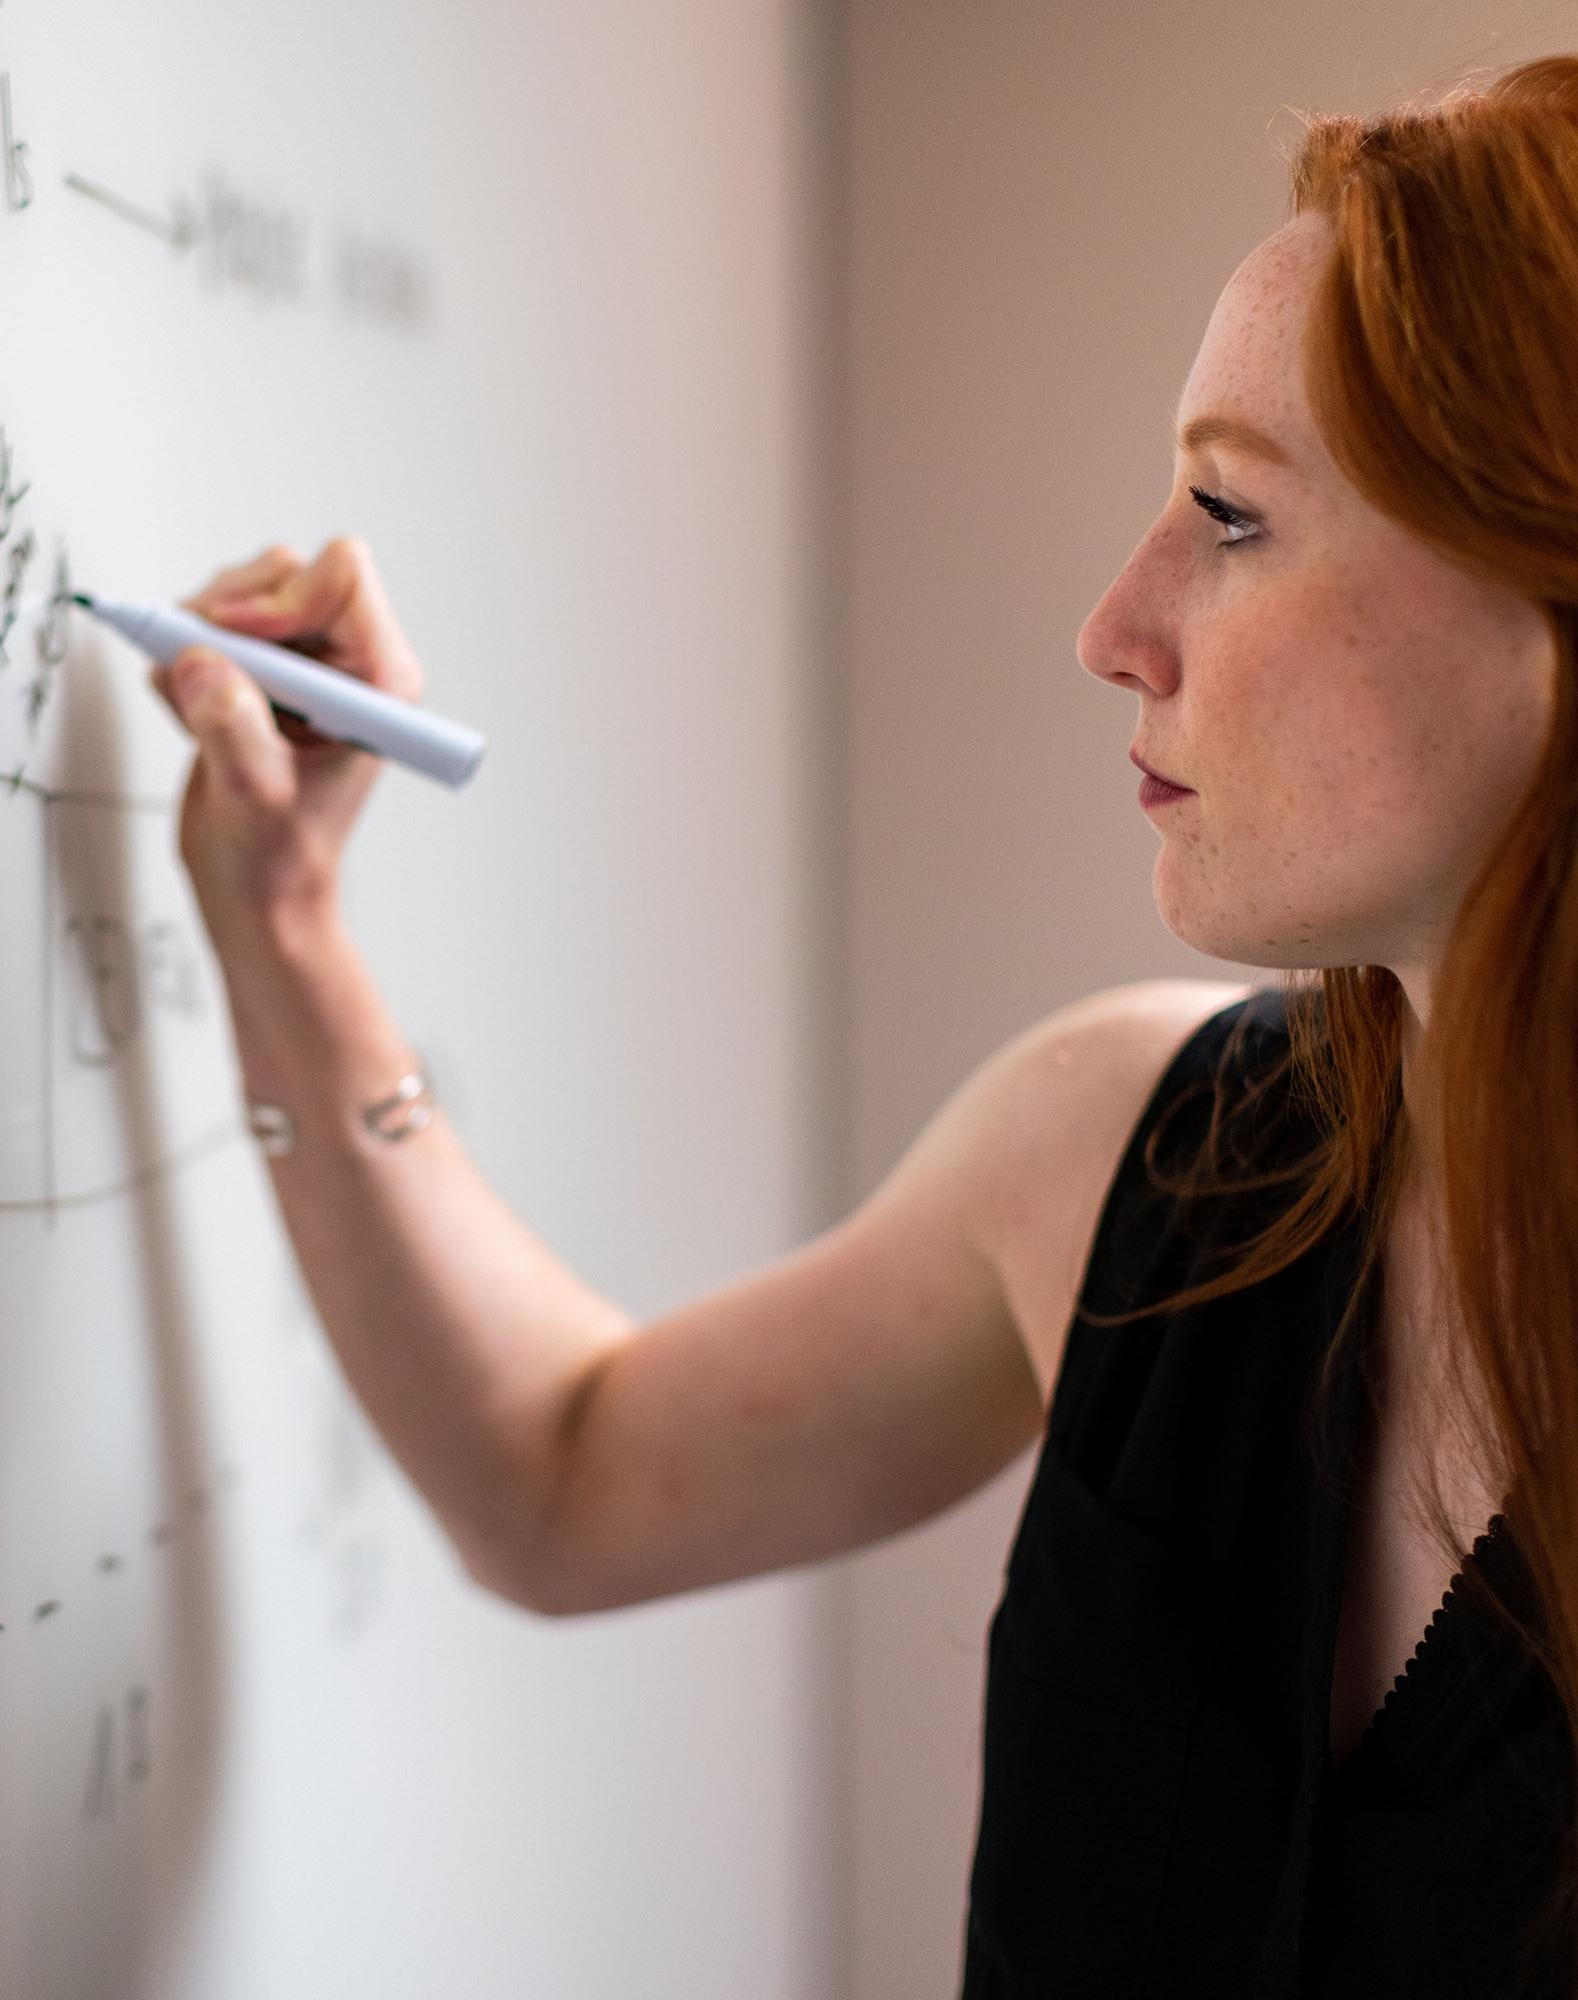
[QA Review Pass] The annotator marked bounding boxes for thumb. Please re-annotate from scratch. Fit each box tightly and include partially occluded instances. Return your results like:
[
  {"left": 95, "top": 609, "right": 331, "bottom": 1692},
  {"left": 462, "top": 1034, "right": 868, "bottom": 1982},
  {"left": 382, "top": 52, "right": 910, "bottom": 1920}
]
[{"left": 172, "top": 647, "right": 297, "bottom": 812}]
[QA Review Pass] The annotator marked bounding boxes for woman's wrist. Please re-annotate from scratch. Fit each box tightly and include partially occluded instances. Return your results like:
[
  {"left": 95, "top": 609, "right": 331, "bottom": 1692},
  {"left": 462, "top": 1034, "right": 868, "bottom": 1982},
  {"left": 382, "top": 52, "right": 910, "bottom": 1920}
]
[
  {"left": 209, "top": 899, "right": 421, "bottom": 1149},
  {"left": 198, "top": 871, "right": 344, "bottom": 969}
]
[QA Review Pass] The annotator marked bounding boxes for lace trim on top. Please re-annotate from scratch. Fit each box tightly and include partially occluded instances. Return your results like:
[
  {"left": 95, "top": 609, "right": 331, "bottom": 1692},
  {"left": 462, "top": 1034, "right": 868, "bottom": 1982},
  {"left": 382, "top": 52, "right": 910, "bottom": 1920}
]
[{"left": 1340, "top": 1511, "right": 1509, "bottom": 1775}]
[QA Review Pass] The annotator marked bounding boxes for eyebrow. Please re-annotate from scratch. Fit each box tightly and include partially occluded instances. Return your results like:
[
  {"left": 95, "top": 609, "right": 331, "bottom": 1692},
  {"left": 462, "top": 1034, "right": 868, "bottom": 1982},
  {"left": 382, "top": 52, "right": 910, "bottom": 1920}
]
[{"left": 1173, "top": 412, "right": 1295, "bottom": 470}]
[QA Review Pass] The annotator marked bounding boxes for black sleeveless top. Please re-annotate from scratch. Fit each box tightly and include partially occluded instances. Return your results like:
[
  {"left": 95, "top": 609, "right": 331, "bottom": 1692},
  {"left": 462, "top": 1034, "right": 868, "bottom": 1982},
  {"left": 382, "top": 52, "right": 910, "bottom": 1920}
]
[{"left": 958, "top": 990, "right": 1573, "bottom": 1998}]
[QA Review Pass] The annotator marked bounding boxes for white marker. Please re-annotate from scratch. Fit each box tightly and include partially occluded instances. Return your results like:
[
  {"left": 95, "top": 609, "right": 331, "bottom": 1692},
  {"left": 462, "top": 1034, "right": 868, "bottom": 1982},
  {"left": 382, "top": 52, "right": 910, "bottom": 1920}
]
[{"left": 71, "top": 593, "right": 487, "bottom": 789}]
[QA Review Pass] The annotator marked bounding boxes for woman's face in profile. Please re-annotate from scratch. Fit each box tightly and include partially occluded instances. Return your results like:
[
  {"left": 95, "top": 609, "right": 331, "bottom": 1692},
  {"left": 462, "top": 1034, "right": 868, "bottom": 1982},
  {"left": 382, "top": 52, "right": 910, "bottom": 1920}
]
[{"left": 1076, "top": 209, "right": 1556, "bottom": 1012}]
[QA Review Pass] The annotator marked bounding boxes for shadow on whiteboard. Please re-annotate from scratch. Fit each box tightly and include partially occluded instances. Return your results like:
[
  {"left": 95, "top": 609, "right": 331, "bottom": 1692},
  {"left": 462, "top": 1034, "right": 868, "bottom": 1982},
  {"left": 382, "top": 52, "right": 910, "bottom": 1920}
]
[{"left": 0, "top": 636, "right": 231, "bottom": 1992}]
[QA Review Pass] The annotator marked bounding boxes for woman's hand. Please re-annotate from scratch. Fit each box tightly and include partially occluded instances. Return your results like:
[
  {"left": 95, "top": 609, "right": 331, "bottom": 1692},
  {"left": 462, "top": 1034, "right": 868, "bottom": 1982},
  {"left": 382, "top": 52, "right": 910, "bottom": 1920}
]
[{"left": 150, "top": 537, "right": 424, "bottom": 947}]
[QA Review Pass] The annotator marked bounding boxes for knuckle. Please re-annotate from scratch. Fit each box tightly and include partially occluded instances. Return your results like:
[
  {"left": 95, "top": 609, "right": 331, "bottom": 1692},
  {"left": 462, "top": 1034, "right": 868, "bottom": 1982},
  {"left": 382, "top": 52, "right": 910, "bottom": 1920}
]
[
  {"left": 173, "top": 649, "right": 222, "bottom": 699},
  {"left": 210, "top": 726, "right": 288, "bottom": 807},
  {"left": 320, "top": 533, "right": 369, "bottom": 578},
  {"left": 235, "top": 771, "right": 293, "bottom": 819}
]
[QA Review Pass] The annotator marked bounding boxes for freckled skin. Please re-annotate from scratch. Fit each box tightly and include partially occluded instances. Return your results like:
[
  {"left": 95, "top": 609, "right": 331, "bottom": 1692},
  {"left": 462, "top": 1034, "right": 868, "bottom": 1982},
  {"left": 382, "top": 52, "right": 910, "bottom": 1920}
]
[{"left": 1076, "top": 212, "right": 1557, "bottom": 1115}]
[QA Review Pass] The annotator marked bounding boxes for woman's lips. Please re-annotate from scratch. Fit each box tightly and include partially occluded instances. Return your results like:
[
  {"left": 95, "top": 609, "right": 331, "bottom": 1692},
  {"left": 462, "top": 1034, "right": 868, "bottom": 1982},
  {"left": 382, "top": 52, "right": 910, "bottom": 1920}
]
[
  {"left": 1129, "top": 749, "right": 1193, "bottom": 790},
  {"left": 1138, "top": 773, "right": 1193, "bottom": 810}
]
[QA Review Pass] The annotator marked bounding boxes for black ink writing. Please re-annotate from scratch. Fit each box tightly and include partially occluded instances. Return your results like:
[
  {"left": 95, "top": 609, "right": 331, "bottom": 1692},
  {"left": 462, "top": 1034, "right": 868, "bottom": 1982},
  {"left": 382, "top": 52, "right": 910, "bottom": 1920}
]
[
  {"left": 331, "top": 227, "right": 432, "bottom": 330},
  {"left": 65, "top": 912, "right": 208, "bottom": 1067},
  {"left": 82, "top": 1687, "right": 151, "bottom": 1821},
  {"left": 197, "top": 170, "right": 309, "bottom": 306}
]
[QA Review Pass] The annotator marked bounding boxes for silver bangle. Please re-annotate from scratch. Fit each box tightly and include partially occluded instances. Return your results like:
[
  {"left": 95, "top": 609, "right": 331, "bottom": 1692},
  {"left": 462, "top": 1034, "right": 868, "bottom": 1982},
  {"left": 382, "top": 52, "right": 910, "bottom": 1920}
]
[
  {"left": 246, "top": 1100, "right": 297, "bottom": 1157},
  {"left": 363, "top": 1064, "right": 437, "bottom": 1143},
  {"left": 246, "top": 1057, "right": 436, "bottom": 1158}
]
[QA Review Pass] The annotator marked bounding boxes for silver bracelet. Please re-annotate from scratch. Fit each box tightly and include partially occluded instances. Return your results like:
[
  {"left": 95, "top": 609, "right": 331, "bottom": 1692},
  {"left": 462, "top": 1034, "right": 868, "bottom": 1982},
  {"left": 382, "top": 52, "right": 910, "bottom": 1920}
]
[{"left": 246, "top": 1056, "right": 436, "bottom": 1158}]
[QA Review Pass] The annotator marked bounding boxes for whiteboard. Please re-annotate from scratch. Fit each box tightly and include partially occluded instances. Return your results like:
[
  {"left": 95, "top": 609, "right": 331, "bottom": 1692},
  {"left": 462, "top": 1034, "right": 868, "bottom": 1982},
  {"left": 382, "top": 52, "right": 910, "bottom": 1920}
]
[{"left": 0, "top": 3, "right": 836, "bottom": 1994}]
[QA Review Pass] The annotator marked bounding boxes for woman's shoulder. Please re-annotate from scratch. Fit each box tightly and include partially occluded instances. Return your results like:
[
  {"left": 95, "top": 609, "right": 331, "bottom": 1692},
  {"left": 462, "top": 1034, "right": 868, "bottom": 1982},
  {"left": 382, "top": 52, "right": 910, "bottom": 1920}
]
[{"left": 983, "top": 978, "right": 1264, "bottom": 1406}]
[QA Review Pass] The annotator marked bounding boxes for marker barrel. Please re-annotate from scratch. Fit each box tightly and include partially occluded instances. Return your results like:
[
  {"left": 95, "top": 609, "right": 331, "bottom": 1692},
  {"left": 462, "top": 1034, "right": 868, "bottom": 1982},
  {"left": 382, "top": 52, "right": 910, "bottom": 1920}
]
[{"left": 81, "top": 596, "right": 487, "bottom": 789}]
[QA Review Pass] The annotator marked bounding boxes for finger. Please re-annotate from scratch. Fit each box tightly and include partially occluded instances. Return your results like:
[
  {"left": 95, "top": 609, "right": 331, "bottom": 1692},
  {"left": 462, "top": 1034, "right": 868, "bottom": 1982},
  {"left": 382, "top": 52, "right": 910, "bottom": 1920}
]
[
  {"left": 183, "top": 545, "right": 302, "bottom": 615},
  {"left": 154, "top": 656, "right": 334, "bottom": 756},
  {"left": 193, "top": 535, "right": 423, "bottom": 701},
  {"left": 166, "top": 647, "right": 296, "bottom": 809}
]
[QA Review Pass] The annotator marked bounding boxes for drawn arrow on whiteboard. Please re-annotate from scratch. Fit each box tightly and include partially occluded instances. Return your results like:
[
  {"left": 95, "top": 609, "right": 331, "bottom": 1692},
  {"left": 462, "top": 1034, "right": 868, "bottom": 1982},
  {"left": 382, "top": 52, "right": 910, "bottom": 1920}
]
[{"left": 62, "top": 172, "right": 198, "bottom": 251}]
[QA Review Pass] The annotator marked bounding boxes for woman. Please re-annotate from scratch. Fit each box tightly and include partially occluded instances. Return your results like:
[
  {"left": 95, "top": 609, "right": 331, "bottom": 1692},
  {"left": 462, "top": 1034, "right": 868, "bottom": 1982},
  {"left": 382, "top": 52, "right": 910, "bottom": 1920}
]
[{"left": 151, "top": 54, "right": 1578, "bottom": 1998}]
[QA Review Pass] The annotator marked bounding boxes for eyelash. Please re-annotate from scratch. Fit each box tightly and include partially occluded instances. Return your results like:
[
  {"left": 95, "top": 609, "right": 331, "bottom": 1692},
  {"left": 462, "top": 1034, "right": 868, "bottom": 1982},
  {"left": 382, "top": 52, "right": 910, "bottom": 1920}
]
[{"left": 1188, "top": 485, "right": 1260, "bottom": 549}]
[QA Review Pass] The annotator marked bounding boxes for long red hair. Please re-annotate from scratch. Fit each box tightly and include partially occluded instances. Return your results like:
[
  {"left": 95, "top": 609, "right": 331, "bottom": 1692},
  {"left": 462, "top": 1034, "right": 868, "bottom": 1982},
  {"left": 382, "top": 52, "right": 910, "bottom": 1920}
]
[{"left": 1081, "top": 55, "right": 1578, "bottom": 1990}]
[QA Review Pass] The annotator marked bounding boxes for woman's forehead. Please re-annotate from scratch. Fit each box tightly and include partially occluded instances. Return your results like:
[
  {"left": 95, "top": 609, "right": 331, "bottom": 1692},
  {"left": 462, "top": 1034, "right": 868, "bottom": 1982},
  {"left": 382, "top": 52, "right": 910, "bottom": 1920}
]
[{"left": 1178, "top": 221, "right": 1337, "bottom": 486}]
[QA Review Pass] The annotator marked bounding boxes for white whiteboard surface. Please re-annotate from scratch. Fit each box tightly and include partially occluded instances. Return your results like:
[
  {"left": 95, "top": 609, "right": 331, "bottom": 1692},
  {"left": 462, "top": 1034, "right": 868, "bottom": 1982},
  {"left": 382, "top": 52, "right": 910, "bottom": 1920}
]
[{"left": 0, "top": 3, "right": 838, "bottom": 1994}]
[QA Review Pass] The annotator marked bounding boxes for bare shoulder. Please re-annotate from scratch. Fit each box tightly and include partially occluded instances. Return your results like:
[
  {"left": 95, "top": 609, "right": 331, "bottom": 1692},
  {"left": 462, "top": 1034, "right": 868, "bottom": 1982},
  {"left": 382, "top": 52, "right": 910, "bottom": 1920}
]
[{"left": 981, "top": 978, "right": 1261, "bottom": 1406}]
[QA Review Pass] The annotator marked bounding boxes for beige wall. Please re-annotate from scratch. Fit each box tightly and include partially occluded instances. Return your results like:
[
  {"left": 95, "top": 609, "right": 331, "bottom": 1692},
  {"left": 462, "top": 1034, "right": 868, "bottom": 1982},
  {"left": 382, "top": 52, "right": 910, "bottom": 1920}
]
[{"left": 829, "top": 6, "right": 1563, "bottom": 1995}]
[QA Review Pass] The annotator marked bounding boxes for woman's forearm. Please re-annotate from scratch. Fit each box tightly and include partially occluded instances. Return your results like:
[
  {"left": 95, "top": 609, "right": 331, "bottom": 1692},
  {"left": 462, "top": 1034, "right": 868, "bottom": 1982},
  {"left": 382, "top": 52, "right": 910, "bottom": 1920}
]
[{"left": 212, "top": 901, "right": 638, "bottom": 1602}]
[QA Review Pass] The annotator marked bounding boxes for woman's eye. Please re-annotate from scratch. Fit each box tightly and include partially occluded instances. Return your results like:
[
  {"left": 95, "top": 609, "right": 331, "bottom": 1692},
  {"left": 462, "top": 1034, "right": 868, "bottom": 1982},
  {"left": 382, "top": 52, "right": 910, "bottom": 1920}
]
[{"left": 1188, "top": 485, "right": 1260, "bottom": 549}]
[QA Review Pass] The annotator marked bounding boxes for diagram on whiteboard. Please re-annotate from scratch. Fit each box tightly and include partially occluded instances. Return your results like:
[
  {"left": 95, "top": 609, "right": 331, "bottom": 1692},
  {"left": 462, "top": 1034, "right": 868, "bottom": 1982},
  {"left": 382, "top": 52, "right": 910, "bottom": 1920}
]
[
  {"left": 0, "top": 415, "right": 396, "bottom": 1640},
  {"left": 0, "top": 17, "right": 445, "bottom": 1967},
  {"left": 0, "top": 431, "right": 237, "bottom": 1221}
]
